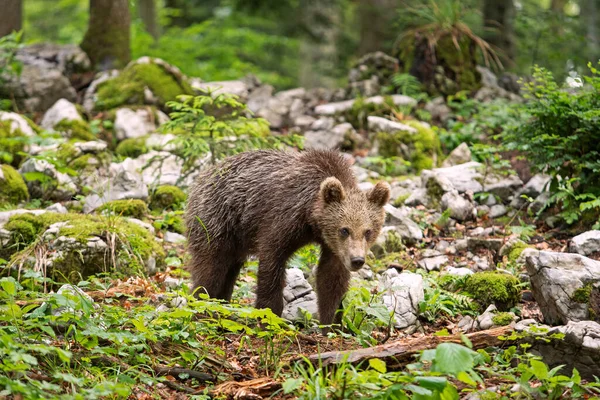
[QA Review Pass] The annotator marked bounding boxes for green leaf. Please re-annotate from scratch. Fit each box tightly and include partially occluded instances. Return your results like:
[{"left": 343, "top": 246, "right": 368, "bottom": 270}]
[
  {"left": 282, "top": 377, "right": 303, "bottom": 394},
  {"left": 415, "top": 376, "right": 448, "bottom": 392},
  {"left": 432, "top": 343, "right": 476, "bottom": 375},
  {"left": 368, "top": 358, "right": 387, "bottom": 373},
  {"left": 0, "top": 277, "right": 18, "bottom": 296},
  {"left": 530, "top": 359, "right": 549, "bottom": 380}
]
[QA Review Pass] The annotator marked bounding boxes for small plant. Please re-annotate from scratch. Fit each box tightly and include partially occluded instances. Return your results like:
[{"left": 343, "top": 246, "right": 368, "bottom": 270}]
[
  {"left": 338, "top": 287, "right": 394, "bottom": 346},
  {"left": 0, "top": 31, "right": 23, "bottom": 110},
  {"left": 162, "top": 89, "right": 302, "bottom": 182}
]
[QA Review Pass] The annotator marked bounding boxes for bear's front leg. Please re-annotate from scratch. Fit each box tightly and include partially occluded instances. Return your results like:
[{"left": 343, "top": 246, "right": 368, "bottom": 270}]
[{"left": 316, "top": 246, "right": 350, "bottom": 332}]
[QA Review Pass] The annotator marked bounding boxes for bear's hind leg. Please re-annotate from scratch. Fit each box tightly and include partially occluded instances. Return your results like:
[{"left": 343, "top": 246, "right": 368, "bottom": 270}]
[
  {"left": 316, "top": 246, "right": 350, "bottom": 329},
  {"left": 215, "top": 260, "right": 245, "bottom": 300},
  {"left": 189, "top": 249, "right": 245, "bottom": 300}
]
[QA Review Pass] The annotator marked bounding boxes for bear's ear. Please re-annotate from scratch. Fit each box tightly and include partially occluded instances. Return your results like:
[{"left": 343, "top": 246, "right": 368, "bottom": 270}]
[
  {"left": 320, "top": 177, "right": 346, "bottom": 204},
  {"left": 368, "top": 181, "right": 391, "bottom": 207}
]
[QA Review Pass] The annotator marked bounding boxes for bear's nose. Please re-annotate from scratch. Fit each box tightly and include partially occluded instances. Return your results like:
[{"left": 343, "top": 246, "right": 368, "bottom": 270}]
[{"left": 351, "top": 257, "right": 365, "bottom": 269}]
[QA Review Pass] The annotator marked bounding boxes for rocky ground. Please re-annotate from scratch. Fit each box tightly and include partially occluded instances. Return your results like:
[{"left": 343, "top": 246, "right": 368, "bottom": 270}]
[{"left": 1, "top": 45, "right": 600, "bottom": 399}]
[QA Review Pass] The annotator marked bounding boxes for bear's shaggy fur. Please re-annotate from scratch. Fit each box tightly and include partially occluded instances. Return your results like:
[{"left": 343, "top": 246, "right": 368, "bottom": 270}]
[{"left": 185, "top": 149, "right": 390, "bottom": 327}]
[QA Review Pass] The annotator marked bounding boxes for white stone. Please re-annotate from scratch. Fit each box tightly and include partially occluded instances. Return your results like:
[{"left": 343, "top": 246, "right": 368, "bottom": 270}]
[
  {"left": 40, "top": 98, "right": 82, "bottom": 129},
  {"left": 570, "top": 231, "right": 600, "bottom": 256},
  {"left": 0, "top": 111, "right": 36, "bottom": 136},
  {"left": 114, "top": 108, "right": 159, "bottom": 140},
  {"left": 380, "top": 270, "right": 424, "bottom": 329},
  {"left": 367, "top": 116, "right": 417, "bottom": 133}
]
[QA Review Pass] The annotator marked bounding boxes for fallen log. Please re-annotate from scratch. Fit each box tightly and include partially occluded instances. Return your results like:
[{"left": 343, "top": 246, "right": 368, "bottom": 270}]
[{"left": 306, "top": 325, "right": 514, "bottom": 368}]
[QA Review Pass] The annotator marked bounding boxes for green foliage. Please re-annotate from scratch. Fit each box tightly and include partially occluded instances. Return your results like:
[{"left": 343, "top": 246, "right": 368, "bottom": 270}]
[
  {"left": 131, "top": 14, "right": 300, "bottom": 89},
  {"left": 0, "top": 165, "right": 29, "bottom": 205},
  {"left": 464, "top": 272, "right": 521, "bottom": 311},
  {"left": 0, "top": 31, "right": 23, "bottom": 110},
  {"left": 94, "top": 61, "right": 194, "bottom": 111},
  {"left": 339, "top": 287, "right": 394, "bottom": 346},
  {"left": 150, "top": 185, "right": 186, "bottom": 211},
  {"left": 96, "top": 199, "right": 149, "bottom": 219},
  {"left": 152, "top": 211, "right": 185, "bottom": 234},
  {"left": 386, "top": 73, "right": 424, "bottom": 97},
  {"left": 502, "top": 65, "right": 600, "bottom": 226},
  {"left": 0, "top": 272, "right": 295, "bottom": 399},
  {"left": 162, "top": 90, "right": 302, "bottom": 180},
  {"left": 419, "top": 274, "right": 478, "bottom": 322}
]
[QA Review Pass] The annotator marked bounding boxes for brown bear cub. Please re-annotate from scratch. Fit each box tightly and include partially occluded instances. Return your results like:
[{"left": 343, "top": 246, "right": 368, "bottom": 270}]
[{"left": 185, "top": 149, "right": 390, "bottom": 328}]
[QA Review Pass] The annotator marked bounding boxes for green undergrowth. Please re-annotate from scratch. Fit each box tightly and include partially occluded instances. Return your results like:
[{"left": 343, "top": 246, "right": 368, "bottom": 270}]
[{"left": 53, "top": 119, "right": 95, "bottom": 142}]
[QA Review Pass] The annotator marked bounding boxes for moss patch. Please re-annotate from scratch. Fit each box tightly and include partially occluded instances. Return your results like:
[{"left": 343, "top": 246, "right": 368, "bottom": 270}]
[
  {"left": 492, "top": 312, "right": 514, "bottom": 326},
  {"left": 464, "top": 272, "right": 521, "bottom": 311},
  {"left": 508, "top": 241, "right": 529, "bottom": 263},
  {"left": 374, "top": 121, "right": 441, "bottom": 173},
  {"left": 150, "top": 185, "right": 186, "bottom": 211},
  {"left": 572, "top": 283, "right": 593, "bottom": 304},
  {"left": 94, "top": 61, "right": 194, "bottom": 111},
  {"left": 115, "top": 137, "right": 148, "bottom": 158},
  {"left": 0, "top": 165, "right": 29, "bottom": 205},
  {"left": 97, "top": 199, "right": 148, "bottom": 219},
  {"left": 54, "top": 119, "right": 95, "bottom": 142}
]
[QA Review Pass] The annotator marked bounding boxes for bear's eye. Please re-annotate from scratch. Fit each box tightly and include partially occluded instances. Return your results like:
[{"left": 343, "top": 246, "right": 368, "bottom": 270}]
[
  {"left": 365, "top": 229, "right": 373, "bottom": 240},
  {"left": 340, "top": 228, "right": 350, "bottom": 238}
]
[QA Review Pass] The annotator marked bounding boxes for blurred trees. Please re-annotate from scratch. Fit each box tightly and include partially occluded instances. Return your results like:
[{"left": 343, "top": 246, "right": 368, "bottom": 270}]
[
  {"left": 13, "top": 0, "right": 599, "bottom": 87},
  {"left": 81, "top": 0, "right": 131, "bottom": 69},
  {"left": 0, "top": 0, "right": 23, "bottom": 38}
]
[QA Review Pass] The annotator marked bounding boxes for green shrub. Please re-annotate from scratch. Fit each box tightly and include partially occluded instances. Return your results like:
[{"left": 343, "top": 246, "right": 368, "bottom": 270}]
[
  {"left": 150, "top": 185, "right": 186, "bottom": 211},
  {"left": 464, "top": 272, "right": 521, "bottom": 311},
  {"left": 502, "top": 64, "right": 600, "bottom": 226},
  {"left": 0, "top": 165, "right": 29, "bottom": 205},
  {"left": 97, "top": 199, "right": 148, "bottom": 219}
]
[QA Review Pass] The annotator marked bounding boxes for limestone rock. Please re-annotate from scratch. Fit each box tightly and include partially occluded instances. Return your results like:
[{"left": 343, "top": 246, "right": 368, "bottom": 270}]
[
  {"left": 441, "top": 143, "right": 472, "bottom": 167},
  {"left": 19, "top": 159, "right": 77, "bottom": 201},
  {"left": 570, "top": 231, "right": 600, "bottom": 256},
  {"left": 40, "top": 98, "right": 82, "bottom": 130},
  {"left": 441, "top": 191, "right": 475, "bottom": 222},
  {"left": 525, "top": 250, "right": 600, "bottom": 325},
  {"left": 114, "top": 108, "right": 167, "bottom": 140},
  {"left": 282, "top": 268, "right": 318, "bottom": 321},
  {"left": 380, "top": 269, "right": 424, "bottom": 329}
]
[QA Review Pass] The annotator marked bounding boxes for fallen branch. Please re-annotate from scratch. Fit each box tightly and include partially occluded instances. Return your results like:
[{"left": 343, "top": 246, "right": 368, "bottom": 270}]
[
  {"left": 211, "top": 377, "right": 281, "bottom": 400},
  {"left": 155, "top": 366, "right": 216, "bottom": 383},
  {"left": 305, "top": 325, "right": 514, "bottom": 368}
]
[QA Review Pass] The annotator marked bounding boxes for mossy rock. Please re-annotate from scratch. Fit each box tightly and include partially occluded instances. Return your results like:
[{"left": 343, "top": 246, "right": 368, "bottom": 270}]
[
  {"left": 5, "top": 212, "right": 164, "bottom": 281},
  {"left": 115, "top": 137, "right": 148, "bottom": 158},
  {"left": 150, "top": 185, "right": 186, "bottom": 211},
  {"left": 464, "top": 272, "right": 521, "bottom": 311},
  {"left": 374, "top": 120, "right": 441, "bottom": 173},
  {"left": 0, "top": 165, "right": 29, "bottom": 205},
  {"left": 55, "top": 143, "right": 81, "bottom": 165},
  {"left": 54, "top": 119, "right": 95, "bottom": 142},
  {"left": 345, "top": 96, "right": 396, "bottom": 130},
  {"left": 491, "top": 312, "right": 514, "bottom": 326},
  {"left": 97, "top": 199, "right": 149, "bottom": 219},
  {"left": 94, "top": 60, "right": 194, "bottom": 111}
]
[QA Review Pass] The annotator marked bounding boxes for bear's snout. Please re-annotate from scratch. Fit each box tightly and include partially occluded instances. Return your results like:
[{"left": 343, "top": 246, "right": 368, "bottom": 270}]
[{"left": 350, "top": 257, "right": 365, "bottom": 270}]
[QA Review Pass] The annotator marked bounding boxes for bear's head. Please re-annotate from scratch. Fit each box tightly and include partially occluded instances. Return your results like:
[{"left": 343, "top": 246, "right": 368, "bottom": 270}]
[{"left": 317, "top": 177, "right": 390, "bottom": 272}]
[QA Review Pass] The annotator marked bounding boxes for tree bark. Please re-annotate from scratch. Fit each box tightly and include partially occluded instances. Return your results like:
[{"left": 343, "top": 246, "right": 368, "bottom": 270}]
[
  {"left": 357, "top": 0, "right": 398, "bottom": 55},
  {"left": 304, "top": 326, "right": 514, "bottom": 368},
  {"left": 81, "top": 0, "right": 131, "bottom": 70},
  {"left": 139, "top": 0, "right": 159, "bottom": 40},
  {"left": 582, "top": 0, "right": 600, "bottom": 64},
  {"left": 482, "top": 0, "right": 515, "bottom": 65},
  {"left": 0, "top": 0, "right": 23, "bottom": 38}
]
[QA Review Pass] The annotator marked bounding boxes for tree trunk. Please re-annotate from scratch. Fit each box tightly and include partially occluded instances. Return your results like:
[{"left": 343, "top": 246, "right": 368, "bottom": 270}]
[
  {"left": 139, "top": 0, "right": 159, "bottom": 40},
  {"left": 582, "top": 0, "right": 600, "bottom": 64},
  {"left": 482, "top": 0, "right": 515, "bottom": 65},
  {"left": 81, "top": 0, "right": 131, "bottom": 70},
  {"left": 0, "top": 0, "right": 23, "bottom": 38},
  {"left": 357, "top": 0, "right": 398, "bottom": 55}
]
